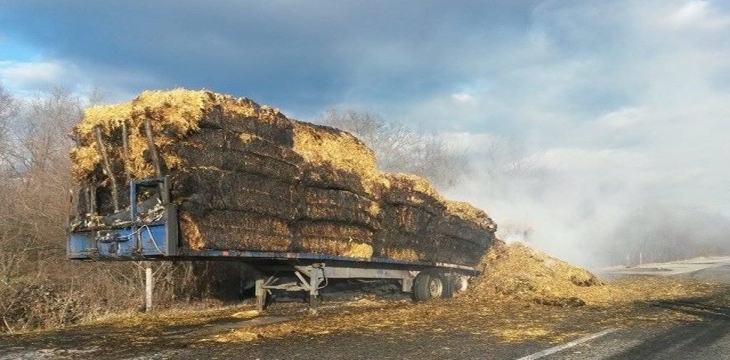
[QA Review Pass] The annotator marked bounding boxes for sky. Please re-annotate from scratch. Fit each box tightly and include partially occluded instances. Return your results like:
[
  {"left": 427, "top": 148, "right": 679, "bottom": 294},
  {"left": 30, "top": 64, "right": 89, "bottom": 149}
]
[{"left": 2, "top": 0, "right": 729, "bottom": 267}]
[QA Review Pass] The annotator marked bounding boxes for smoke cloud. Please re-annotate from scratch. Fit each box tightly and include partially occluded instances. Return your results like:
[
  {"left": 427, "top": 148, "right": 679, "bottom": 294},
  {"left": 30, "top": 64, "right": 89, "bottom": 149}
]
[{"left": 443, "top": 130, "right": 730, "bottom": 269}]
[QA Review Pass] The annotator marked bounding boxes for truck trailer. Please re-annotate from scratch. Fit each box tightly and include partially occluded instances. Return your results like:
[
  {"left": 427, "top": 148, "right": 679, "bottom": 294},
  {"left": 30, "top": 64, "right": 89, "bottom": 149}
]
[{"left": 67, "top": 177, "right": 478, "bottom": 311}]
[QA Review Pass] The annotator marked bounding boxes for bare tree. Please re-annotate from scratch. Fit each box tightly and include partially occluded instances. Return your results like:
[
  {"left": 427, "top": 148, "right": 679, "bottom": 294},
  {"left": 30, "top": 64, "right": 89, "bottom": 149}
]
[
  {"left": 322, "top": 109, "right": 468, "bottom": 188},
  {"left": 0, "top": 88, "right": 91, "bottom": 331},
  {"left": 0, "top": 84, "right": 19, "bottom": 172},
  {"left": 0, "top": 87, "right": 254, "bottom": 333},
  {"left": 16, "top": 88, "right": 81, "bottom": 174},
  {"left": 0, "top": 88, "right": 80, "bottom": 282},
  {"left": 0, "top": 85, "right": 16, "bottom": 122}
]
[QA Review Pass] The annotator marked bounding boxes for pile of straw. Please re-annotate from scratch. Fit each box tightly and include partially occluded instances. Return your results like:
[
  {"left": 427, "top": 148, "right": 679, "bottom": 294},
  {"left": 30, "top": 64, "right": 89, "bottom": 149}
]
[{"left": 467, "top": 240, "right": 602, "bottom": 306}]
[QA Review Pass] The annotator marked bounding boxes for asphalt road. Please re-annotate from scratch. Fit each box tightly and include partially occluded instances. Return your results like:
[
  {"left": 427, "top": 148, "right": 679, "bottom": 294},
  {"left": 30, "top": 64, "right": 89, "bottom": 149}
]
[{"left": 529, "top": 261, "right": 730, "bottom": 360}]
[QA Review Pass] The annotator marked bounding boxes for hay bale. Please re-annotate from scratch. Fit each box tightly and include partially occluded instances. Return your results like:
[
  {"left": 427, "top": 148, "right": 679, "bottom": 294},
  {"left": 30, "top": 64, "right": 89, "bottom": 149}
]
[
  {"left": 293, "top": 221, "right": 374, "bottom": 258},
  {"left": 179, "top": 212, "right": 205, "bottom": 249},
  {"left": 443, "top": 200, "right": 497, "bottom": 232},
  {"left": 379, "top": 173, "right": 441, "bottom": 199},
  {"left": 427, "top": 214, "right": 496, "bottom": 247},
  {"left": 180, "top": 210, "right": 291, "bottom": 251},
  {"left": 300, "top": 162, "right": 368, "bottom": 195},
  {"left": 299, "top": 188, "right": 380, "bottom": 229},
  {"left": 374, "top": 230, "right": 429, "bottom": 261},
  {"left": 174, "top": 128, "right": 302, "bottom": 163},
  {"left": 173, "top": 169, "right": 299, "bottom": 220},
  {"left": 299, "top": 239, "right": 373, "bottom": 258},
  {"left": 71, "top": 89, "right": 296, "bottom": 182},
  {"left": 373, "top": 230, "right": 427, "bottom": 262},
  {"left": 292, "top": 121, "right": 377, "bottom": 177},
  {"left": 379, "top": 204, "right": 434, "bottom": 235},
  {"left": 190, "top": 98, "right": 294, "bottom": 146},
  {"left": 173, "top": 129, "right": 302, "bottom": 182},
  {"left": 373, "top": 231, "right": 485, "bottom": 266},
  {"left": 175, "top": 146, "right": 300, "bottom": 182},
  {"left": 131, "top": 89, "right": 289, "bottom": 136},
  {"left": 186, "top": 225, "right": 291, "bottom": 252},
  {"left": 430, "top": 235, "right": 486, "bottom": 265},
  {"left": 378, "top": 173, "right": 445, "bottom": 214}
]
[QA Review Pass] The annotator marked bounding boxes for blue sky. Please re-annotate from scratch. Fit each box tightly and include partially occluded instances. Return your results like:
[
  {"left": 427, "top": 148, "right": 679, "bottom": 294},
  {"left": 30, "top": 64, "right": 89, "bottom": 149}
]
[{"left": 2, "top": 0, "right": 729, "bottom": 265}]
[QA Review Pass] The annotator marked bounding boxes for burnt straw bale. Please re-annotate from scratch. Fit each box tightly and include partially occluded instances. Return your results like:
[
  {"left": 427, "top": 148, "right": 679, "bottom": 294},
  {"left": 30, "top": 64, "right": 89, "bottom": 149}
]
[
  {"left": 292, "top": 221, "right": 374, "bottom": 257},
  {"left": 172, "top": 128, "right": 303, "bottom": 182},
  {"left": 299, "top": 187, "right": 380, "bottom": 230},
  {"left": 379, "top": 204, "right": 434, "bottom": 235},
  {"left": 179, "top": 210, "right": 292, "bottom": 251},
  {"left": 172, "top": 169, "right": 299, "bottom": 220},
  {"left": 300, "top": 162, "right": 368, "bottom": 195}
]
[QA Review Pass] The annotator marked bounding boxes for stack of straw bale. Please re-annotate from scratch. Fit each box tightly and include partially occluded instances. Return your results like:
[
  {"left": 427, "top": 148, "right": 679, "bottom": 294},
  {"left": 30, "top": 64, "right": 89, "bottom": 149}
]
[{"left": 70, "top": 89, "right": 496, "bottom": 265}]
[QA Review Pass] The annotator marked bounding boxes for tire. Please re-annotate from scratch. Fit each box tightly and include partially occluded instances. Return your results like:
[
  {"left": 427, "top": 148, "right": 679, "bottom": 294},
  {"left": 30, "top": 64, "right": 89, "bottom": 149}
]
[
  {"left": 413, "top": 269, "right": 449, "bottom": 302},
  {"left": 451, "top": 275, "right": 469, "bottom": 294},
  {"left": 442, "top": 274, "right": 454, "bottom": 299}
]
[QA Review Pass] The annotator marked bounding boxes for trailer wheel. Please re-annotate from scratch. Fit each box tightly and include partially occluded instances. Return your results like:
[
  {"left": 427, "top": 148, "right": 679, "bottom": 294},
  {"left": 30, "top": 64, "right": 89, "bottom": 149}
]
[
  {"left": 413, "top": 269, "right": 448, "bottom": 302},
  {"left": 451, "top": 275, "right": 469, "bottom": 293},
  {"left": 442, "top": 275, "right": 454, "bottom": 299}
]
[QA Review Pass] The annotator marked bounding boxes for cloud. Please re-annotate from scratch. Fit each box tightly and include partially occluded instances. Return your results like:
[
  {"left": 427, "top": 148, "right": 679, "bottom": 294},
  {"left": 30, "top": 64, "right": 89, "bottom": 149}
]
[
  {"left": 0, "top": 59, "right": 156, "bottom": 103},
  {"left": 666, "top": 0, "right": 730, "bottom": 29},
  {"left": 0, "top": 0, "right": 539, "bottom": 117},
  {"left": 451, "top": 93, "right": 476, "bottom": 105},
  {"left": 668, "top": 1, "right": 710, "bottom": 25},
  {"left": 2, "top": 0, "right": 730, "bottom": 265},
  {"left": 0, "top": 60, "right": 66, "bottom": 90}
]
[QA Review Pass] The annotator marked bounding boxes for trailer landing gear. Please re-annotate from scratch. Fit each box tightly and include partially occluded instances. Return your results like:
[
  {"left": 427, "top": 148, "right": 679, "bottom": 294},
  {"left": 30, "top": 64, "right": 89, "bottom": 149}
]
[{"left": 255, "top": 264, "right": 326, "bottom": 314}]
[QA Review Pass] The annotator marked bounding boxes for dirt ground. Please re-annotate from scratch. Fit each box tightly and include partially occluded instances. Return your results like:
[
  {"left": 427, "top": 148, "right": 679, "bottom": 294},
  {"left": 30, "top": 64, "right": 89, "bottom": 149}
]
[{"left": 1, "top": 274, "right": 728, "bottom": 360}]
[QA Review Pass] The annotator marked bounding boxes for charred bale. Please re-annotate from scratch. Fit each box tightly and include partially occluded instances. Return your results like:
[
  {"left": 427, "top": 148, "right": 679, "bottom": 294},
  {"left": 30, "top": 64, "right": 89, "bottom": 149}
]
[
  {"left": 292, "top": 220, "right": 374, "bottom": 258},
  {"left": 379, "top": 204, "right": 434, "bottom": 235},
  {"left": 179, "top": 210, "right": 292, "bottom": 251},
  {"left": 172, "top": 169, "right": 299, "bottom": 220},
  {"left": 300, "top": 162, "right": 368, "bottom": 195},
  {"left": 298, "top": 188, "right": 379, "bottom": 230}
]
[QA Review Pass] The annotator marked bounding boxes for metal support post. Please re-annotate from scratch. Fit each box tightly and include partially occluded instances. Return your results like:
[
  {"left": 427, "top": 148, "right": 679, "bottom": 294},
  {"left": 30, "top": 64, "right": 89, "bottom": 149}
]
[
  {"left": 145, "top": 263, "right": 153, "bottom": 312},
  {"left": 255, "top": 278, "right": 266, "bottom": 311},
  {"left": 309, "top": 267, "right": 319, "bottom": 314},
  {"left": 401, "top": 277, "right": 414, "bottom": 292}
]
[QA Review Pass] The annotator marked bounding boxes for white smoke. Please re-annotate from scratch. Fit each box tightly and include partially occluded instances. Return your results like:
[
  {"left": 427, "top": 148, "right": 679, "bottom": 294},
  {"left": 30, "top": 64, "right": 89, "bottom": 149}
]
[{"left": 442, "top": 129, "right": 730, "bottom": 270}]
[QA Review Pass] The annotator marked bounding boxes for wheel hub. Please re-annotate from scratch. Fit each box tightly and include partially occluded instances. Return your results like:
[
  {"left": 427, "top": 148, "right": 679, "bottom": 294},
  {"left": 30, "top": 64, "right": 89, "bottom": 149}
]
[{"left": 428, "top": 277, "right": 443, "bottom": 298}]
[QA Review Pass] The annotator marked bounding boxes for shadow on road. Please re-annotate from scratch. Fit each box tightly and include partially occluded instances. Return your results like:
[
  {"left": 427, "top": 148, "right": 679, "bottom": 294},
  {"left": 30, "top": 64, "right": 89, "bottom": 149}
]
[
  {"left": 652, "top": 298, "right": 730, "bottom": 321},
  {"left": 603, "top": 295, "right": 730, "bottom": 360}
]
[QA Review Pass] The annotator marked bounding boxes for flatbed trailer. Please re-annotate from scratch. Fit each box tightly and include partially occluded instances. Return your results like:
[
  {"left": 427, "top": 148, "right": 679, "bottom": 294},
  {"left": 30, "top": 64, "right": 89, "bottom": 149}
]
[{"left": 67, "top": 177, "right": 478, "bottom": 311}]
